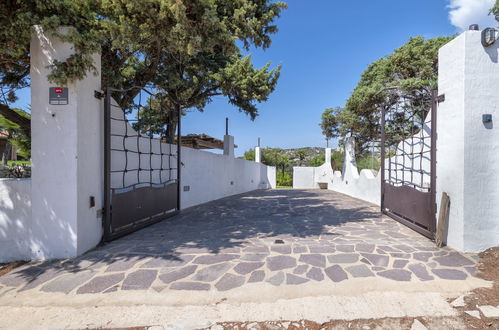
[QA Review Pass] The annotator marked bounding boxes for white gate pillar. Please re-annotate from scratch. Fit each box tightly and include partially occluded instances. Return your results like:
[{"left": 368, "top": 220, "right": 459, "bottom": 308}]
[
  {"left": 255, "top": 147, "right": 261, "bottom": 163},
  {"left": 325, "top": 147, "right": 331, "bottom": 166},
  {"left": 30, "top": 26, "right": 103, "bottom": 259},
  {"left": 223, "top": 135, "right": 235, "bottom": 158},
  {"left": 437, "top": 30, "right": 499, "bottom": 252}
]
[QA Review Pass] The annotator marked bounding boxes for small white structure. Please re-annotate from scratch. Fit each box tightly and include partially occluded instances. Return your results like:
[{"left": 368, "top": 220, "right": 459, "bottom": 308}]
[
  {"left": 255, "top": 146, "right": 261, "bottom": 163},
  {"left": 223, "top": 135, "right": 235, "bottom": 158},
  {"left": 293, "top": 139, "right": 380, "bottom": 205}
]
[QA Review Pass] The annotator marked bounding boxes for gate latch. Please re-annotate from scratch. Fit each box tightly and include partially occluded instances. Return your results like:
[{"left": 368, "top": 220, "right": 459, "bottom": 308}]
[{"left": 94, "top": 90, "right": 105, "bottom": 99}]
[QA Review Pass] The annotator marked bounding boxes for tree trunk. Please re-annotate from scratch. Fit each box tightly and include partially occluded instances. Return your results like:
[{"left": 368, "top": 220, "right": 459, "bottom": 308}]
[
  {"left": 165, "top": 103, "right": 180, "bottom": 144},
  {"left": 0, "top": 104, "right": 30, "bottom": 136},
  {"left": 165, "top": 121, "right": 177, "bottom": 144}
]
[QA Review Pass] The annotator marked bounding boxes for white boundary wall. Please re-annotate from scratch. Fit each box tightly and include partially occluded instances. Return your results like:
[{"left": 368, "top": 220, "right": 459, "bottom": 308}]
[
  {"left": 109, "top": 100, "right": 276, "bottom": 210},
  {"left": 293, "top": 129, "right": 430, "bottom": 206},
  {"left": 437, "top": 31, "right": 499, "bottom": 252},
  {"left": 293, "top": 139, "right": 381, "bottom": 205},
  {"left": 0, "top": 179, "right": 31, "bottom": 262},
  {"left": 182, "top": 148, "right": 276, "bottom": 209},
  {"left": 329, "top": 137, "right": 381, "bottom": 206}
]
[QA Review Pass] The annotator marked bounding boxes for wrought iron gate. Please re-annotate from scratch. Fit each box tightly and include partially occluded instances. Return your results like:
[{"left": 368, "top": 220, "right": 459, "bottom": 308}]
[
  {"left": 380, "top": 90, "right": 439, "bottom": 239},
  {"left": 103, "top": 87, "right": 181, "bottom": 241}
]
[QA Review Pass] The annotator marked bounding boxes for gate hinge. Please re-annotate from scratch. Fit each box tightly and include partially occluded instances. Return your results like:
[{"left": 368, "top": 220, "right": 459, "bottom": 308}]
[
  {"left": 437, "top": 94, "right": 445, "bottom": 103},
  {"left": 94, "top": 90, "right": 105, "bottom": 99}
]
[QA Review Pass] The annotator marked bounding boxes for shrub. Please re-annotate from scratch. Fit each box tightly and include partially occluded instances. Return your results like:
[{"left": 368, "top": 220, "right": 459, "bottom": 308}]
[
  {"left": 276, "top": 171, "right": 292, "bottom": 186},
  {"left": 306, "top": 152, "right": 344, "bottom": 171},
  {"left": 356, "top": 156, "right": 380, "bottom": 172}
]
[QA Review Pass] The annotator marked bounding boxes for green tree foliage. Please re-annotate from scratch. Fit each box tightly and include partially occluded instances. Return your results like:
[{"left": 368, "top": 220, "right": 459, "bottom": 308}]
[
  {"left": 243, "top": 149, "right": 256, "bottom": 161},
  {"left": 319, "top": 107, "right": 341, "bottom": 144},
  {"left": 492, "top": 0, "right": 499, "bottom": 20},
  {"left": 307, "top": 155, "right": 325, "bottom": 167},
  {"left": 276, "top": 171, "right": 292, "bottom": 186},
  {"left": 1, "top": 0, "right": 286, "bottom": 141},
  {"left": 263, "top": 148, "right": 289, "bottom": 175},
  {"left": 295, "top": 149, "right": 307, "bottom": 166},
  {"left": 306, "top": 152, "right": 344, "bottom": 171},
  {"left": 243, "top": 147, "right": 292, "bottom": 186},
  {"left": 0, "top": 108, "right": 30, "bottom": 159},
  {"left": 0, "top": 1, "right": 99, "bottom": 131},
  {"left": 356, "top": 156, "right": 380, "bottom": 172},
  {"left": 323, "top": 36, "right": 453, "bottom": 154},
  {"left": 243, "top": 147, "right": 290, "bottom": 174}
]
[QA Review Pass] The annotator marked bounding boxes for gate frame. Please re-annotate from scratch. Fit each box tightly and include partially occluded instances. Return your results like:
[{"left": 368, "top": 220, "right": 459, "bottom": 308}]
[
  {"left": 380, "top": 90, "right": 438, "bottom": 239},
  {"left": 103, "top": 87, "right": 182, "bottom": 241}
]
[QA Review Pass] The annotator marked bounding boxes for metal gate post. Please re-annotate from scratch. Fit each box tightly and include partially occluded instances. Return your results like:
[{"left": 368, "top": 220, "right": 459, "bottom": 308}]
[
  {"left": 380, "top": 106, "right": 386, "bottom": 212},
  {"left": 430, "top": 90, "right": 438, "bottom": 233},
  {"left": 103, "top": 87, "right": 112, "bottom": 240},
  {"left": 176, "top": 105, "right": 182, "bottom": 211}
]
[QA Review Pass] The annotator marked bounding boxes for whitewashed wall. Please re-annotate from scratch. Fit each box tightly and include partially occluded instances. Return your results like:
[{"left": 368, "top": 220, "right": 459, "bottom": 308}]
[
  {"left": 328, "top": 137, "right": 381, "bottom": 205},
  {"left": 110, "top": 99, "right": 276, "bottom": 210},
  {"left": 182, "top": 148, "right": 276, "bottom": 209},
  {"left": 30, "top": 26, "right": 103, "bottom": 260},
  {"left": 0, "top": 179, "right": 31, "bottom": 262},
  {"left": 293, "top": 127, "right": 431, "bottom": 207},
  {"left": 437, "top": 31, "right": 499, "bottom": 252},
  {"left": 293, "top": 167, "right": 316, "bottom": 189}
]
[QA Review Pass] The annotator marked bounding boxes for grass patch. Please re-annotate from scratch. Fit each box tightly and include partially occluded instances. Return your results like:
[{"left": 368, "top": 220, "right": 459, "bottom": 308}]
[{"left": 7, "top": 161, "right": 31, "bottom": 166}]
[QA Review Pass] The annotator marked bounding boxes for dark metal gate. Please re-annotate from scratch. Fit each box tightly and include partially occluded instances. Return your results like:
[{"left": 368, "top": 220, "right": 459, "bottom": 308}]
[
  {"left": 103, "top": 87, "right": 181, "bottom": 241},
  {"left": 380, "top": 90, "right": 439, "bottom": 239}
]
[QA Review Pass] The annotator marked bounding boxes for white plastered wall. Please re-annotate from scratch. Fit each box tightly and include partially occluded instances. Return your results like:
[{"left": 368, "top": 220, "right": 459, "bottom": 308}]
[
  {"left": 30, "top": 26, "right": 103, "bottom": 259},
  {"left": 109, "top": 98, "right": 276, "bottom": 211},
  {"left": 293, "top": 108, "right": 433, "bottom": 206},
  {"left": 437, "top": 31, "right": 499, "bottom": 252},
  {"left": 0, "top": 179, "right": 31, "bottom": 262},
  {"left": 328, "top": 138, "right": 381, "bottom": 205}
]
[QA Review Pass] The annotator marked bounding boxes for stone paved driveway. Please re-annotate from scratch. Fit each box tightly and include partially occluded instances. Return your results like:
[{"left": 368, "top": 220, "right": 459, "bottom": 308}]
[{"left": 0, "top": 190, "right": 478, "bottom": 295}]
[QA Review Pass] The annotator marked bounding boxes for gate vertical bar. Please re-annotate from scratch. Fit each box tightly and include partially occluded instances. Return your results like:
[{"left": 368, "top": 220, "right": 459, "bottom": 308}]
[
  {"left": 176, "top": 105, "right": 182, "bottom": 211},
  {"left": 380, "top": 106, "right": 386, "bottom": 212},
  {"left": 103, "top": 87, "right": 112, "bottom": 240},
  {"left": 430, "top": 90, "right": 438, "bottom": 234}
]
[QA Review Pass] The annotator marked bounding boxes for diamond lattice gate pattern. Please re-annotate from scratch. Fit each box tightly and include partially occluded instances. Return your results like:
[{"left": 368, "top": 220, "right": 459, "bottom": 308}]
[
  {"left": 103, "top": 87, "right": 181, "bottom": 241},
  {"left": 380, "top": 90, "right": 440, "bottom": 239}
]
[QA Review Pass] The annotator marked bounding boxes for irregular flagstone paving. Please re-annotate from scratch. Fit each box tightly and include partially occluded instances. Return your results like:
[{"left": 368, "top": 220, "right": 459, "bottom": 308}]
[{"left": 0, "top": 190, "right": 479, "bottom": 294}]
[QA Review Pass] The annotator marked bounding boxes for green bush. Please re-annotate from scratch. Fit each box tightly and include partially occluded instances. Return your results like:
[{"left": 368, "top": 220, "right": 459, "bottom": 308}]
[
  {"left": 306, "top": 152, "right": 344, "bottom": 171},
  {"left": 356, "top": 156, "right": 380, "bottom": 172},
  {"left": 276, "top": 171, "right": 292, "bottom": 186}
]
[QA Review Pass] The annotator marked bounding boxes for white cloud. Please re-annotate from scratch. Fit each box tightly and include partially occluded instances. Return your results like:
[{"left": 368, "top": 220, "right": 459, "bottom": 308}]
[{"left": 448, "top": 0, "right": 497, "bottom": 31}]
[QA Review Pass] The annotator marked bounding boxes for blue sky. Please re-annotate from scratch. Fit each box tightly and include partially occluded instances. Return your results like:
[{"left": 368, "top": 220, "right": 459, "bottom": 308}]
[{"left": 12, "top": 0, "right": 497, "bottom": 156}]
